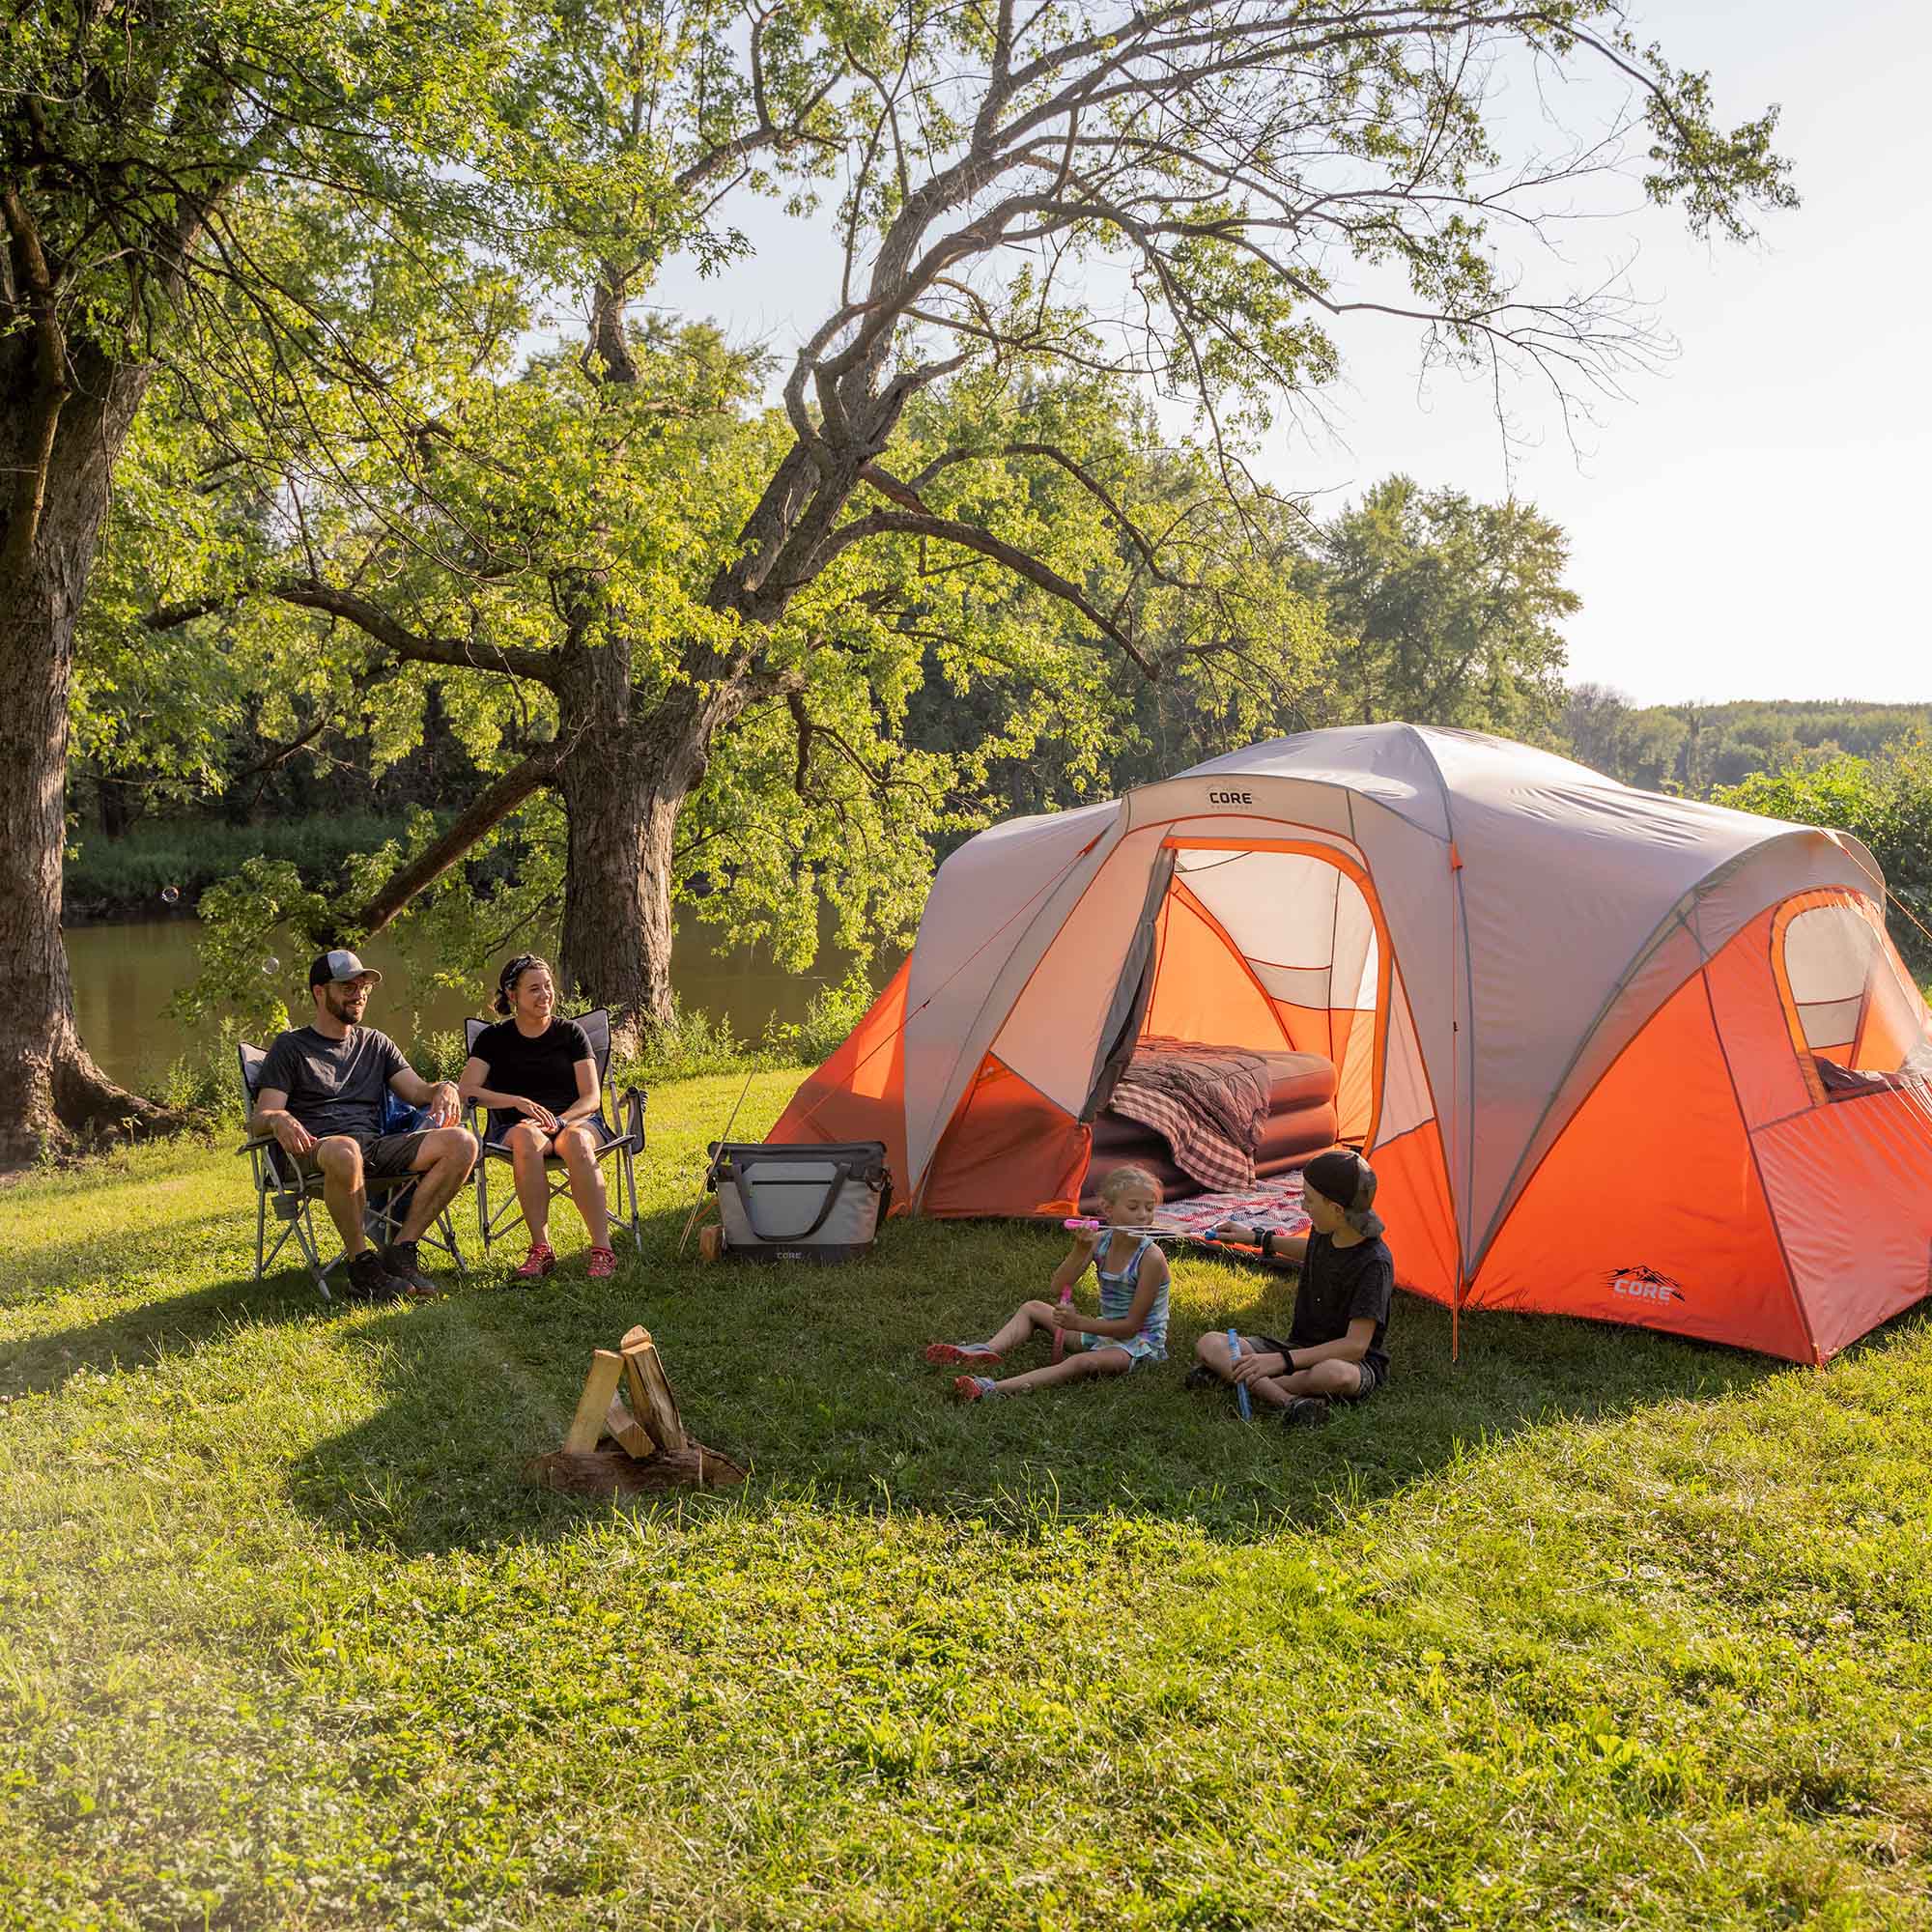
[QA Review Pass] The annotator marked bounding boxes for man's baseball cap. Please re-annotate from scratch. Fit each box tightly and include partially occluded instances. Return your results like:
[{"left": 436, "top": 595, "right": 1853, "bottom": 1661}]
[{"left": 308, "top": 948, "right": 383, "bottom": 989}]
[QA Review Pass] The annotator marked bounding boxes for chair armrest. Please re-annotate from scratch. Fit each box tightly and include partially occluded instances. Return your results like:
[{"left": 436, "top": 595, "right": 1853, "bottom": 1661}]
[
  {"left": 238, "top": 1133, "right": 277, "bottom": 1155},
  {"left": 621, "top": 1086, "right": 647, "bottom": 1145}
]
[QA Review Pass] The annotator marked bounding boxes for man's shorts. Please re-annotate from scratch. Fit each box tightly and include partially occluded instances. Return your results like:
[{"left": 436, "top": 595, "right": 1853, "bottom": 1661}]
[
  {"left": 1256, "top": 1336, "right": 1386, "bottom": 1402},
  {"left": 295, "top": 1130, "right": 431, "bottom": 1181}
]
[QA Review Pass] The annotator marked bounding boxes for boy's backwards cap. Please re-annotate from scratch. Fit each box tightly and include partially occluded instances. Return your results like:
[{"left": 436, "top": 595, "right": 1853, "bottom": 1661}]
[{"left": 1303, "top": 1149, "right": 1376, "bottom": 1213}]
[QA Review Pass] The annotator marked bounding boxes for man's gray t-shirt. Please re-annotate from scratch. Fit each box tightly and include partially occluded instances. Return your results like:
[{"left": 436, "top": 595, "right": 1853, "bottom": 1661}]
[{"left": 257, "top": 1026, "right": 409, "bottom": 1145}]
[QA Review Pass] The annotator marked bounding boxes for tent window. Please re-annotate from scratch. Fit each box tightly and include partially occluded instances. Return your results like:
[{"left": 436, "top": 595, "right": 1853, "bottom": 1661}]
[{"left": 1776, "top": 897, "right": 1932, "bottom": 1076}]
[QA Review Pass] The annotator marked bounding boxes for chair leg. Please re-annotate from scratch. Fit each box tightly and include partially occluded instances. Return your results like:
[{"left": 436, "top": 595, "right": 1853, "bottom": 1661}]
[
  {"left": 440, "top": 1206, "right": 466, "bottom": 1277},
  {"left": 254, "top": 1185, "right": 269, "bottom": 1282},
  {"left": 292, "top": 1201, "right": 333, "bottom": 1302},
  {"left": 475, "top": 1167, "right": 491, "bottom": 1253},
  {"left": 619, "top": 1148, "right": 642, "bottom": 1249}
]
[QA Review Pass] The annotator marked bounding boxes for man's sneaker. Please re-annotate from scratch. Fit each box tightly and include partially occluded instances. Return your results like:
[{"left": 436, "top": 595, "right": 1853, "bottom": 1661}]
[
  {"left": 1278, "top": 1395, "right": 1331, "bottom": 1429},
  {"left": 345, "top": 1248, "right": 406, "bottom": 1302},
  {"left": 381, "top": 1240, "right": 441, "bottom": 1300}
]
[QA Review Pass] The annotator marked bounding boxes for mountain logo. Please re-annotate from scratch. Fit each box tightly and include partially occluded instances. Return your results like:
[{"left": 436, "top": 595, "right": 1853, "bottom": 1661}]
[{"left": 1606, "top": 1264, "right": 1686, "bottom": 1304}]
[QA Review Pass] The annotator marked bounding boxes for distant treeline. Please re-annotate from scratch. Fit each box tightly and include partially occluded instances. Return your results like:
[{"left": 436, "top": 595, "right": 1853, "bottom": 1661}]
[{"left": 1562, "top": 691, "right": 1932, "bottom": 797}]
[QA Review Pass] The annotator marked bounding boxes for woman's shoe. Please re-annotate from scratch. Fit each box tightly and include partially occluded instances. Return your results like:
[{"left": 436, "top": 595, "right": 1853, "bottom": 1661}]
[
  {"left": 515, "top": 1242, "right": 556, "bottom": 1281},
  {"left": 586, "top": 1245, "right": 617, "bottom": 1279}
]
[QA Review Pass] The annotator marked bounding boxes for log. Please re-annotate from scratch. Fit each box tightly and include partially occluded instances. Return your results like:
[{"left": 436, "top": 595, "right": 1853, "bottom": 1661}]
[
  {"left": 605, "top": 1394, "right": 656, "bottom": 1460},
  {"left": 527, "top": 1441, "right": 748, "bottom": 1494},
  {"left": 620, "top": 1331, "right": 687, "bottom": 1456},
  {"left": 563, "top": 1349, "right": 628, "bottom": 1454}
]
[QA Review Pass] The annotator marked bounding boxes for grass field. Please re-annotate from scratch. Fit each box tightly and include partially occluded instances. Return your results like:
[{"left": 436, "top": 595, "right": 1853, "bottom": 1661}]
[{"left": 2, "top": 1068, "right": 1929, "bottom": 1930}]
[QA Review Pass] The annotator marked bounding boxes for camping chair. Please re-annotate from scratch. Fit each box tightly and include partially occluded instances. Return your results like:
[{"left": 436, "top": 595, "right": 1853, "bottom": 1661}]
[
  {"left": 463, "top": 1009, "right": 646, "bottom": 1259},
  {"left": 236, "top": 1042, "right": 468, "bottom": 1301}
]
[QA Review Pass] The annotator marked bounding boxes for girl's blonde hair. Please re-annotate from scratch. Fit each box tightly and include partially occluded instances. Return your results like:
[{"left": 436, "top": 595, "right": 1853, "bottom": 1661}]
[{"left": 1098, "top": 1163, "right": 1161, "bottom": 1204}]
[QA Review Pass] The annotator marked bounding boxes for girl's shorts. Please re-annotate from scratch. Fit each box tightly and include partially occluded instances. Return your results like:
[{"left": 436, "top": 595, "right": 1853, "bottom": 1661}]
[{"left": 1083, "top": 1331, "right": 1167, "bottom": 1369}]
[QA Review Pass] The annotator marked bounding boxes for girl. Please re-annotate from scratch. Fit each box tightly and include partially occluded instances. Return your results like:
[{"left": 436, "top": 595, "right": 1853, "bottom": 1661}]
[
  {"left": 923, "top": 1165, "right": 1170, "bottom": 1400},
  {"left": 457, "top": 954, "right": 616, "bottom": 1280},
  {"left": 1192, "top": 1148, "right": 1393, "bottom": 1426}
]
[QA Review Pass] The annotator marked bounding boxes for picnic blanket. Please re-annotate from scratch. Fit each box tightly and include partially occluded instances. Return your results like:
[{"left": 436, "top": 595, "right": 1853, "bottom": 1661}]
[
  {"left": 1108, "top": 1037, "right": 1271, "bottom": 1193},
  {"left": 1149, "top": 1173, "right": 1312, "bottom": 1245}
]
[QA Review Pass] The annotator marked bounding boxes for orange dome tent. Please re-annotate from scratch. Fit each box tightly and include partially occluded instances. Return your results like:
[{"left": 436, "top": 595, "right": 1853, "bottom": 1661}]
[{"left": 775, "top": 725, "right": 1932, "bottom": 1362}]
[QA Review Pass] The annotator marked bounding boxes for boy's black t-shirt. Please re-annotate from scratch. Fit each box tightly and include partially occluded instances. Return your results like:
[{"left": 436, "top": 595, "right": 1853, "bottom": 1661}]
[
  {"left": 469, "top": 1017, "right": 593, "bottom": 1117},
  {"left": 1280, "top": 1230, "right": 1394, "bottom": 1375}
]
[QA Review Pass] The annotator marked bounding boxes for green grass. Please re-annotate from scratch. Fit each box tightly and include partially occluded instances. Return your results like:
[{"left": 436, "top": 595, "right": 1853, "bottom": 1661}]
[{"left": 2, "top": 1070, "right": 1928, "bottom": 1929}]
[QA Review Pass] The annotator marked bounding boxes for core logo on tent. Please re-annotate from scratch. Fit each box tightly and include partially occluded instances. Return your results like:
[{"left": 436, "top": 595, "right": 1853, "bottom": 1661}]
[
  {"left": 1207, "top": 789, "right": 1254, "bottom": 805},
  {"left": 1606, "top": 1264, "right": 1685, "bottom": 1304}
]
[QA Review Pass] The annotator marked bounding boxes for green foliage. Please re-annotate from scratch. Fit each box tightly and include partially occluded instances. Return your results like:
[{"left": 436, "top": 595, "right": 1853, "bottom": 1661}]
[
  {"left": 65, "top": 814, "right": 422, "bottom": 915},
  {"left": 168, "top": 859, "right": 332, "bottom": 1042},
  {"left": 1564, "top": 690, "right": 1932, "bottom": 796},
  {"left": 1306, "top": 478, "right": 1578, "bottom": 742},
  {"left": 1716, "top": 742, "right": 1932, "bottom": 977},
  {"left": 0, "top": 1090, "right": 1927, "bottom": 1926}
]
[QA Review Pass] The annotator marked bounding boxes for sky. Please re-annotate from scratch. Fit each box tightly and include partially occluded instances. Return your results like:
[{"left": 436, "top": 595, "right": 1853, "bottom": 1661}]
[{"left": 630, "top": 2, "right": 1930, "bottom": 708}]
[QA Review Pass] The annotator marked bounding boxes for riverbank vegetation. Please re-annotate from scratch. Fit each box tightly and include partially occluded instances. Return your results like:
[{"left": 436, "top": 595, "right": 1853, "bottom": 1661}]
[{"left": 3, "top": 1067, "right": 1927, "bottom": 1928}]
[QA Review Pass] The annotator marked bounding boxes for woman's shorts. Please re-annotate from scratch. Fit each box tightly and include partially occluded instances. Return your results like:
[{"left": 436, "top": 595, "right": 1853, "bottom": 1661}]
[{"left": 1083, "top": 1331, "right": 1167, "bottom": 1369}]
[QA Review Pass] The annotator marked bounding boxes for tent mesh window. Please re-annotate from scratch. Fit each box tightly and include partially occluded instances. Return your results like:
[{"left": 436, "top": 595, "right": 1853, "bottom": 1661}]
[{"left": 1777, "top": 896, "right": 1932, "bottom": 1074}]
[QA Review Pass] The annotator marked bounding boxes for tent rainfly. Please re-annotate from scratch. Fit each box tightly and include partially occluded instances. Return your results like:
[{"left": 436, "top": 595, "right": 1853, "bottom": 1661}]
[{"left": 775, "top": 725, "right": 1932, "bottom": 1363}]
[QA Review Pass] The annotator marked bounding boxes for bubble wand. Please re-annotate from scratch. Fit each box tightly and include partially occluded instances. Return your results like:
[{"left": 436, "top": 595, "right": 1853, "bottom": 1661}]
[{"left": 1228, "top": 1328, "right": 1252, "bottom": 1421}]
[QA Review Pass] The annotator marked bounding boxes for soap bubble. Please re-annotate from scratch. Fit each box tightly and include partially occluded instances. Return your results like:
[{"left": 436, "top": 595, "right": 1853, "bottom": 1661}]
[
  {"left": 160, "top": 885, "right": 181, "bottom": 905},
  {"left": 261, "top": 956, "right": 280, "bottom": 976}
]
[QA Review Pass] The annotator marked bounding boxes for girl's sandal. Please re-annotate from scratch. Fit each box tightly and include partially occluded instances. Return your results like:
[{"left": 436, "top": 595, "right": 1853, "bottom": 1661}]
[
  {"left": 515, "top": 1242, "right": 556, "bottom": 1281},
  {"left": 585, "top": 1246, "right": 617, "bottom": 1280}
]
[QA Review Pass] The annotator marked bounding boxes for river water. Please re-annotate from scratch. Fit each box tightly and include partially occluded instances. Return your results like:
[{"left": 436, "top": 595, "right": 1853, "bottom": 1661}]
[{"left": 65, "top": 917, "right": 862, "bottom": 1090}]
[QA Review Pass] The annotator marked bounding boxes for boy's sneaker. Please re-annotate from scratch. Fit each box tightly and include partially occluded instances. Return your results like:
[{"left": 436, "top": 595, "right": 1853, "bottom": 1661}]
[
  {"left": 381, "top": 1240, "right": 441, "bottom": 1300},
  {"left": 1278, "top": 1395, "right": 1331, "bottom": 1429},
  {"left": 1182, "top": 1363, "right": 1222, "bottom": 1392},
  {"left": 344, "top": 1248, "right": 406, "bottom": 1302}
]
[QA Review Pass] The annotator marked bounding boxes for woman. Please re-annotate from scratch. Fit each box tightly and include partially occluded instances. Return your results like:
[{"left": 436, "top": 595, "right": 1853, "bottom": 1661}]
[{"left": 458, "top": 954, "right": 616, "bottom": 1280}]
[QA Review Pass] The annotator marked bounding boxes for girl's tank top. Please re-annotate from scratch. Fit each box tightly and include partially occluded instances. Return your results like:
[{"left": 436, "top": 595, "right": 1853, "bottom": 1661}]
[{"left": 1094, "top": 1232, "right": 1169, "bottom": 1350}]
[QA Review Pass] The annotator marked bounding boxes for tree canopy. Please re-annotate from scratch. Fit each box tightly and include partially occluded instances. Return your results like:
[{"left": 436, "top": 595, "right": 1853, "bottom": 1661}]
[{"left": 7, "top": 0, "right": 1804, "bottom": 1143}]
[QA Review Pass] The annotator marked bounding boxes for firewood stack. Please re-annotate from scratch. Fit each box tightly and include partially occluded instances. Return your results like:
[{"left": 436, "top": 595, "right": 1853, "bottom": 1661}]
[{"left": 528, "top": 1324, "right": 747, "bottom": 1493}]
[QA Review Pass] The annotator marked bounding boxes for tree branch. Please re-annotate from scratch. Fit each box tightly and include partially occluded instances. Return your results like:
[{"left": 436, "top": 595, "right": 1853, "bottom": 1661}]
[{"left": 350, "top": 743, "right": 567, "bottom": 936}]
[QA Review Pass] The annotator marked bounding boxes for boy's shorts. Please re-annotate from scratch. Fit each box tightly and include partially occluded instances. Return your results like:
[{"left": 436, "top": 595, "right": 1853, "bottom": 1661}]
[{"left": 1257, "top": 1337, "right": 1385, "bottom": 1402}]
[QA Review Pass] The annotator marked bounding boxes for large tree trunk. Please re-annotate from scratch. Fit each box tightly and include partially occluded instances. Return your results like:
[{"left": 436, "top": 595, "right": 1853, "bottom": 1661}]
[
  {"left": 0, "top": 347, "right": 181, "bottom": 1162},
  {"left": 553, "top": 639, "right": 726, "bottom": 1052}
]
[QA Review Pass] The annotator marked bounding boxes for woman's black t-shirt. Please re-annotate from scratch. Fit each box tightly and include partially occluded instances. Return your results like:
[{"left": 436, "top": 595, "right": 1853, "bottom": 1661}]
[{"left": 470, "top": 1017, "right": 593, "bottom": 1117}]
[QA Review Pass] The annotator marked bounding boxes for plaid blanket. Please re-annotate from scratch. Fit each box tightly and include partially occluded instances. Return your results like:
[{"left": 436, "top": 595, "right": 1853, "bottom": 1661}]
[{"left": 1108, "top": 1037, "right": 1271, "bottom": 1193}]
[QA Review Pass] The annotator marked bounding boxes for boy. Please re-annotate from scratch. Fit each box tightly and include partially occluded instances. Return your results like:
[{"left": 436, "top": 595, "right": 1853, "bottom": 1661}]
[{"left": 1189, "top": 1149, "right": 1392, "bottom": 1427}]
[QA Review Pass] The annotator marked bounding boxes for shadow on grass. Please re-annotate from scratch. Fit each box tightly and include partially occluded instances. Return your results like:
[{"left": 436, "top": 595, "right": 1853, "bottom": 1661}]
[
  {"left": 0, "top": 1248, "right": 334, "bottom": 1395},
  {"left": 272, "top": 1209, "right": 1809, "bottom": 1558}
]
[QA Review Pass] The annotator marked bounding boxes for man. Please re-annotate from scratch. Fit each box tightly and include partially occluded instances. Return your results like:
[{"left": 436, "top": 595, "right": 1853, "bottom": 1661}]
[{"left": 250, "top": 950, "right": 478, "bottom": 1299}]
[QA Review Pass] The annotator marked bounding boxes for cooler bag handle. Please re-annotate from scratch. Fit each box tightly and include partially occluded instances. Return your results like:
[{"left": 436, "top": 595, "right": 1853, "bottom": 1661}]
[{"left": 739, "top": 1160, "right": 852, "bottom": 1242}]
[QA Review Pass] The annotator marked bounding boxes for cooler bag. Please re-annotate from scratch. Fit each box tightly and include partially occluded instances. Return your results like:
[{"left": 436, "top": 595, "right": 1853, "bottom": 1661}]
[{"left": 707, "top": 1141, "right": 893, "bottom": 1263}]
